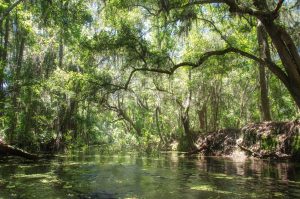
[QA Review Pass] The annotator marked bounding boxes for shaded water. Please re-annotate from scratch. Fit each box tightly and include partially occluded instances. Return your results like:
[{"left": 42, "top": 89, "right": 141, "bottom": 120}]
[{"left": 1, "top": 148, "right": 300, "bottom": 198}]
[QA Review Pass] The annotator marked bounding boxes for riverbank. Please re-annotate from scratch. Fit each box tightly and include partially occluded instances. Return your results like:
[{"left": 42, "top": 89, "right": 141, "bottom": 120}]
[
  {"left": 190, "top": 120, "right": 300, "bottom": 161},
  {"left": 1, "top": 120, "right": 300, "bottom": 161}
]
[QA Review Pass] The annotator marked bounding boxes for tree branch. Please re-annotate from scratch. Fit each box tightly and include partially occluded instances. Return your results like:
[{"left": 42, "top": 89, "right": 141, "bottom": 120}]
[
  {"left": 198, "top": 17, "right": 232, "bottom": 46},
  {"left": 120, "top": 47, "right": 288, "bottom": 91},
  {"left": 0, "top": 0, "right": 25, "bottom": 24},
  {"left": 182, "top": 0, "right": 276, "bottom": 19},
  {"left": 274, "top": 0, "right": 285, "bottom": 14},
  {"left": 131, "top": 4, "right": 159, "bottom": 16}
]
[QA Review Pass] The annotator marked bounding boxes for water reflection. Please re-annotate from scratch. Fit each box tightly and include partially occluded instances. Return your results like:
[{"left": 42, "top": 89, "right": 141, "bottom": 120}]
[{"left": 0, "top": 149, "right": 300, "bottom": 198}]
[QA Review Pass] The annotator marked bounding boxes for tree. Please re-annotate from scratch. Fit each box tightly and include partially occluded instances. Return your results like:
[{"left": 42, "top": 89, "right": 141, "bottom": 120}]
[
  {"left": 96, "top": 0, "right": 300, "bottom": 109},
  {"left": 257, "top": 21, "right": 272, "bottom": 121},
  {"left": 0, "top": 0, "right": 298, "bottom": 153}
]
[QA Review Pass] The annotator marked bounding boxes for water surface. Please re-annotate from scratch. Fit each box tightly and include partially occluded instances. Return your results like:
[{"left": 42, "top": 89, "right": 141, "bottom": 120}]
[{"left": 1, "top": 148, "right": 300, "bottom": 198}]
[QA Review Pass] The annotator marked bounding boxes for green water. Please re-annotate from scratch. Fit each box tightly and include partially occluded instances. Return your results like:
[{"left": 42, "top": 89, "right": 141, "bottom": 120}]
[{"left": 1, "top": 149, "right": 300, "bottom": 198}]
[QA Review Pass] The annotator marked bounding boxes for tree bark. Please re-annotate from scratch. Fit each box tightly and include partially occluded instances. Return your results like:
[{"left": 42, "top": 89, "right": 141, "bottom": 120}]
[
  {"left": 257, "top": 21, "right": 272, "bottom": 121},
  {"left": 181, "top": 70, "right": 195, "bottom": 150},
  {"left": 252, "top": 0, "right": 300, "bottom": 109},
  {"left": 261, "top": 21, "right": 300, "bottom": 107},
  {"left": 197, "top": 104, "right": 207, "bottom": 131}
]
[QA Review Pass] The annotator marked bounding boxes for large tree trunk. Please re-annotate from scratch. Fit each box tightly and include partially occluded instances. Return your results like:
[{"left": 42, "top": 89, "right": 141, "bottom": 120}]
[
  {"left": 180, "top": 70, "right": 196, "bottom": 150},
  {"left": 257, "top": 21, "right": 272, "bottom": 121},
  {"left": 252, "top": 0, "right": 300, "bottom": 109},
  {"left": 262, "top": 21, "right": 300, "bottom": 109},
  {"left": 219, "top": 0, "right": 300, "bottom": 109},
  {"left": 180, "top": 108, "right": 196, "bottom": 151}
]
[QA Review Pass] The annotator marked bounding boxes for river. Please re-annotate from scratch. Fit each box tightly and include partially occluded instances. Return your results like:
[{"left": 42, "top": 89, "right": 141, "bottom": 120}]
[{"left": 0, "top": 148, "right": 300, "bottom": 198}]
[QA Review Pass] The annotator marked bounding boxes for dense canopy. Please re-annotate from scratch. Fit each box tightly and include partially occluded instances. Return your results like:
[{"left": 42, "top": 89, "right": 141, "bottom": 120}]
[{"left": 0, "top": 0, "right": 299, "bottom": 152}]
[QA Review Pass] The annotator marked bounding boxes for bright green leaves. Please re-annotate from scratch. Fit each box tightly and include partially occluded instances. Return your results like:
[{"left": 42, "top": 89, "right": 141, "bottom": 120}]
[
  {"left": 0, "top": 0, "right": 8, "bottom": 12},
  {"left": 1, "top": 0, "right": 298, "bottom": 152},
  {"left": 30, "top": 0, "right": 92, "bottom": 43}
]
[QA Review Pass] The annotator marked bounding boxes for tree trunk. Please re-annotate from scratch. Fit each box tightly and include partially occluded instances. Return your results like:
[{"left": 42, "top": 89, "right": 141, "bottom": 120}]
[
  {"left": 181, "top": 70, "right": 195, "bottom": 150},
  {"left": 197, "top": 104, "right": 207, "bottom": 131},
  {"left": 197, "top": 81, "right": 209, "bottom": 132},
  {"left": 9, "top": 26, "right": 25, "bottom": 143},
  {"left": 0, "top": 17, "right": 9, "bottom": 115},
  {"left": 58, "top": 35, "right": 64, "bottom": 68},
  {"left": 251, "top": 0, "right": 300, "bottom": 109},
  {"left": 226, "top": 0, "right": 300, "bottom": 109},
  {"left": 262, "top": 20, "right": 300, "bottom": 109},
  {"left": 155, "top": 106, "right": 165, "bottom": 144},
  {"left": 257, "top": 21, "right": 272, "bottom": 121},
  {"left": 181, "top": 114, "right": 190, "bottom": 139},
  {"left": 55, "top": 32, "right": 65, "bottom": 150},
  {"left": 55, "top": 98, "right": 67, "bottom": 151},
  {"left": 23, "top": 87, "right": 33, "bottom": 140},
  {"left": 210, "top": 83, "right": 221, "bottom": 131},
  {"left": 119, "top": 108, "right": 142, "bottom": 136}
]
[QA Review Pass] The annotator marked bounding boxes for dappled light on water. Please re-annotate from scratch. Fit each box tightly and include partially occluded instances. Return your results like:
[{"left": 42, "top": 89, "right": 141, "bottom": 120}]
[{"left": 0, "top": 149, "right": 300, "bottom": 198}]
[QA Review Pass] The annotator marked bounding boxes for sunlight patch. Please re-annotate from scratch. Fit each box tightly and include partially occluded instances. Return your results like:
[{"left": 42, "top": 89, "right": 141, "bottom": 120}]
[
  {"left": 190, "top": 184, "right": 233, "bottom": 195},
  {"left": 190, "top": 184, "right": 214, "bottom": 191},
  {"left": 212, "top": 173, "right": 235, "bottom": 180}
]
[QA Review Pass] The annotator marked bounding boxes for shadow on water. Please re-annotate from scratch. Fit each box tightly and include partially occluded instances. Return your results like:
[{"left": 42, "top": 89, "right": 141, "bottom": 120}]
[{"left": 1, "top": 148, "right": 300, "bottom": 198}]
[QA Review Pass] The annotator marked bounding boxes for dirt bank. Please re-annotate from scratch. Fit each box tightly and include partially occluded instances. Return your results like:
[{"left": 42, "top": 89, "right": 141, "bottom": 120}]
[{"left": 190, "top": 120, "right": 300, "bottom": 161}]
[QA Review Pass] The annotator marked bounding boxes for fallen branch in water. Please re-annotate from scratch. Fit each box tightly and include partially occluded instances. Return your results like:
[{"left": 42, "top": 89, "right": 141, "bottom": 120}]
[
  {"left": 0, "top": 140, "right": 39, "bottom": 160},
  {"left": 237, "top": 144, "right": 262, "bottom": 158}
]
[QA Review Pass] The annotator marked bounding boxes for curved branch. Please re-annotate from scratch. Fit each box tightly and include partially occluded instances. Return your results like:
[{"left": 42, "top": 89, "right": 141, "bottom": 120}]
[
  {"left": 0, "top": 0, "right": 25, "bottom": 23},
  {"left": 198, "top": 17, "right": 232, "bottom": 46},
  {"left": 182, "top": 0, "right": 277, "bottom": 19},
  {"left": 120, "top": 47, "right": 289, "bottom": 91},
  {"left": 131, "top": 4, "right": 159, "bottom": 16}
]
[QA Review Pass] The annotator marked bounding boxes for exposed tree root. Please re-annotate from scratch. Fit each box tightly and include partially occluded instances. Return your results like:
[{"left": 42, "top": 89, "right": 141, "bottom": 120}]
[{"left": 237, "top": 144, "right": 291, "bottom": 160}]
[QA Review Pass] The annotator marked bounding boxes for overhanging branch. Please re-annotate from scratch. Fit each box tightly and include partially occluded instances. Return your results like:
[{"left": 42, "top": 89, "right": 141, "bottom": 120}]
[
  {"left": 0, "top": 0, "right": 25, "bottom": 24},
  {"left": 119, "top": 47, "right": 288, "bottom": 91},
  {"left": 274, "top": 0, "right": 285, "bottom": 14},
  {"left": 181, "top": 0, "right": 277, "bottom": 20}
]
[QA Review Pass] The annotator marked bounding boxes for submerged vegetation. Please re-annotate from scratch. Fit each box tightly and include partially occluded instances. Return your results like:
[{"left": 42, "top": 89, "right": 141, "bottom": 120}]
[
  {"left": 2, "top": 150, "right": 300, "bottom": 198},
  {"left": 0, "top": 0, "right": 299, "bottom": 159}
]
